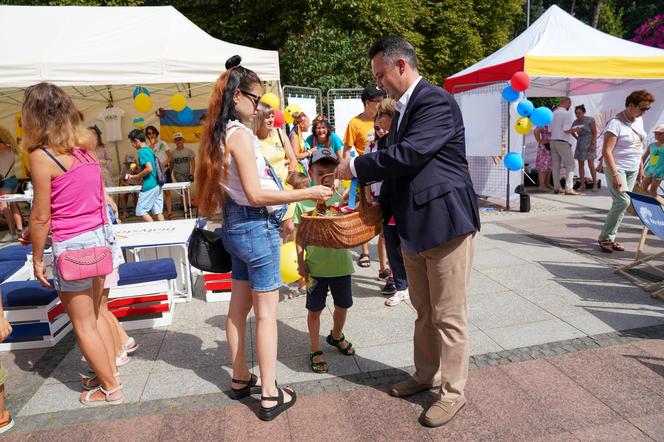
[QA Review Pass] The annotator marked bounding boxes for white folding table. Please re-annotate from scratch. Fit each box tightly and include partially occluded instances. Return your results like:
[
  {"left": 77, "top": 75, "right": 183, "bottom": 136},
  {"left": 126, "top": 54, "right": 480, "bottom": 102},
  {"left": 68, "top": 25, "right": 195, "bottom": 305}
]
[{"left": 105, "top": 182, "right": 193, "bottom": 218}]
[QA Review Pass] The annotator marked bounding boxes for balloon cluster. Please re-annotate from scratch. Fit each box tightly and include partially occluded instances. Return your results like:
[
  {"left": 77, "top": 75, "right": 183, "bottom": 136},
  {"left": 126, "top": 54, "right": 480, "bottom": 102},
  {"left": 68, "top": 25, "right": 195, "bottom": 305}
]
[
  {"left": 501, "top": 71, "right": 554, "bottom": 171},
  {"left": 133, "top": 87, "right": 153, "bottom": 113}
]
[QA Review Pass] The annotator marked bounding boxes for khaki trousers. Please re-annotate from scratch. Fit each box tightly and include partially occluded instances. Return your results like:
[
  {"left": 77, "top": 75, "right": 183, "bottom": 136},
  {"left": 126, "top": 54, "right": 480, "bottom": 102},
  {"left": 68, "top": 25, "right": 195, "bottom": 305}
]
[
  {"left": 402, "top": 233, "right": 475, "bottom": 400},
  {"left": 550, "top": 140, "right": 575, "bottom": 191}
]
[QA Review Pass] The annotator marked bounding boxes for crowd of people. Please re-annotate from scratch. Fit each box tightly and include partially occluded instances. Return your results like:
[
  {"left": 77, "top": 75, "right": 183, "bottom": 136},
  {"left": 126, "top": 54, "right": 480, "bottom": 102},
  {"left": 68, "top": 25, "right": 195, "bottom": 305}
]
[{"left": 0, "top": 33, "right": 662, "bottom": 433}]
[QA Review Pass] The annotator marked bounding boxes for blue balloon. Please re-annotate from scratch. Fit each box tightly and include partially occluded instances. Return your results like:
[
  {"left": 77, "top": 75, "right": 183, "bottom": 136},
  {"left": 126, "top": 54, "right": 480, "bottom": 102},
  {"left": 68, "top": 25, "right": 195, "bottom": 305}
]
[
  {"left": 530, "top": 107, "right": 554, "bottom": 126},
  {"left": 516, "top": 99, "right": 534, "bottom": 117},
  {"left": 502, "top": 85, "right": 520, "bottom": 102},
  {"left": 132, "top": 86, "right": 150, "bottom": 99},
  {"left": 178, "top": 106, "right": 194, "bottom": 124},
  {"left": 503, "top": 152, "right": 524, "bottom": 171}
]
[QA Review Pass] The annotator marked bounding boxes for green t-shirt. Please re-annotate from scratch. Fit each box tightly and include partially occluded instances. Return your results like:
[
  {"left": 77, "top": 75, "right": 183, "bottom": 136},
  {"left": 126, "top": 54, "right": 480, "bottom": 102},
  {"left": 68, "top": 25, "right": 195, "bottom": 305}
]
[
  {"left": 293, "top": 194, "right": 354, "bottom": 278},
  {"left": 138, "top": 146, "right": 158, "bottom": 191}
]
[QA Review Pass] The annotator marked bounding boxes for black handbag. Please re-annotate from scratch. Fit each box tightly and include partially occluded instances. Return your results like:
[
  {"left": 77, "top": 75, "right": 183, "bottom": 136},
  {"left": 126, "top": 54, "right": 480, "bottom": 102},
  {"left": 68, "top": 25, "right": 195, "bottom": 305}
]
[{"left": 188, "top": 226, "right": 232, "bottom": 273}]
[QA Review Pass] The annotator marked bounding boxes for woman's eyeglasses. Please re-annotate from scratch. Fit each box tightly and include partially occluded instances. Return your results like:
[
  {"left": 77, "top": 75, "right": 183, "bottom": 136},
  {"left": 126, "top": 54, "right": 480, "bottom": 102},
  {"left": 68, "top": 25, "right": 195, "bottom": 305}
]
[{"left": 240, "top": 90, "right": 261, "bottom": 108}]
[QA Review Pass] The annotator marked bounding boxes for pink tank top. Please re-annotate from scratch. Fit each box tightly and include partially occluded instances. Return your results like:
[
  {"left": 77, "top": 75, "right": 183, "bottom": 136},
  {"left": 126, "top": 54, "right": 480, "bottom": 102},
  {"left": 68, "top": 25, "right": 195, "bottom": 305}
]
[{"left": 44, "top": 148, "right": 106, "bottom": 242}]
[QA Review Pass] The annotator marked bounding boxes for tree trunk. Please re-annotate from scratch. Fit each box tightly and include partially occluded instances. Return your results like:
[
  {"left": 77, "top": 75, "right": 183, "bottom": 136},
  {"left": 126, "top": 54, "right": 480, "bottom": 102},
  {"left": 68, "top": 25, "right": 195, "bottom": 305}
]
[{"left": 591, "top": 0, "right": 603, "bottom": 28}]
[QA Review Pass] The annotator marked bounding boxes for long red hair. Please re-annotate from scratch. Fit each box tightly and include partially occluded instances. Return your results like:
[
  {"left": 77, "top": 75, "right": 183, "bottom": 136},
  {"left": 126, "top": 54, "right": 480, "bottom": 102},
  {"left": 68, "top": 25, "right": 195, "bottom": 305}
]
[{"left": 196, "top": 57, "right": 261, "bottom": 215}]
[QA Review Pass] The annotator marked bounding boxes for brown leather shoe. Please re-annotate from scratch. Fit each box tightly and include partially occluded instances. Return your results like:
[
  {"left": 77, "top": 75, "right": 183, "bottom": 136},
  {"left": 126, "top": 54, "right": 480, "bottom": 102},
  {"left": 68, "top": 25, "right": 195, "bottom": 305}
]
[
  {"left": 389, "top": 377, "right": 440, "bottom": 397},
  {"left": 422, "top": 396, "right": 466, "bottom": 427}
]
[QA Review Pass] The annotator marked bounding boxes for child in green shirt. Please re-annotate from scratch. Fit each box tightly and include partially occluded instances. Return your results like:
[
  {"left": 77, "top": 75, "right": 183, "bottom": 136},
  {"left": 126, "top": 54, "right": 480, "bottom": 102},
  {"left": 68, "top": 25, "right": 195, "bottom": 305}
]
[{"left": 295, "top": 149, "right": 355, "bottom": 373}]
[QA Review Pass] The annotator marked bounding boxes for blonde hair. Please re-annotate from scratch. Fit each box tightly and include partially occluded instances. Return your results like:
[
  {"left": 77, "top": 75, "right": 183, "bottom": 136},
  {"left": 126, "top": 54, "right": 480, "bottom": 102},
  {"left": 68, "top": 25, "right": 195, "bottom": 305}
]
[
  {"left": 0, "top": 126, "right": 14, "bottom": 146},
  {"left": 252, "top": 102, "right": 275, "bottom": 136},
  {"left": 377, "top": 98, "right": 396, "bottom": 118},
  {"left": 20, "top": 82, "right": 94, "bottom": 154},
  {"left": 285, "top": 170, "right": 309, "bottom": 189}
]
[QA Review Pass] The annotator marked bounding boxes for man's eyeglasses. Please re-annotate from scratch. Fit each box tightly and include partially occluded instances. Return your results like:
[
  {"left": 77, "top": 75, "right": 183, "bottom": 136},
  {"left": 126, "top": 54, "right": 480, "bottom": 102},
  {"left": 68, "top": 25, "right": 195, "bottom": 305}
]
[
  {"left": 240, "top": 90, "right": 261, "bottom": 108},
  {"left": 639, "top": 105, "right": 651, "bottom": 113}
]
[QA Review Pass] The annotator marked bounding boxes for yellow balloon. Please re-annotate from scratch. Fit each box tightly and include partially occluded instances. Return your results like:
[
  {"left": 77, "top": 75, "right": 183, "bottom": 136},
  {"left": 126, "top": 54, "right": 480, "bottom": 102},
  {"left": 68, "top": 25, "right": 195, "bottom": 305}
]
[
  {"left": 260, "top": 92, "right": 280, "bottom": 110},
  {"left": 284, "top": 103, "right": 303, "bottom": 125},
  {"left": 134, "top": 93, "right": 152, "bottom": 113},
  {"left": 515, "top": 117, "right": 532, "bottom": 135},
  {"left": 342, "top": 179, "right": 351, "bottom": 188},
  {"left": 280, "top": 241, "right": 300, "bottom": 283},
  {"left": 170, "top": 93, "right": 187, "bottom": 112}
]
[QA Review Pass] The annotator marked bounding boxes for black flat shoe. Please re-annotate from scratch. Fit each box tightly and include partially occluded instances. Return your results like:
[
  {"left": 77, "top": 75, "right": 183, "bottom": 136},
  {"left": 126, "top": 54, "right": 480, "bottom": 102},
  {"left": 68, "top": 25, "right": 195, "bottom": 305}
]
[
  {"left": 229, "top": 373, "right": 259, "bottom": 400},
  {"left": 258, "top": 387, "right": 297, "bottom": 421}
]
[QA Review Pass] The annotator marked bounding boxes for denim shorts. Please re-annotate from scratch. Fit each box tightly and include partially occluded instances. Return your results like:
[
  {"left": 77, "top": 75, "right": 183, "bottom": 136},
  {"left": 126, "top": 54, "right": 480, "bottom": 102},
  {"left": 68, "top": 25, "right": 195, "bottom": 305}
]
[
  {"left": 52, "top": 224, "right": 108, "bottom": 292},
  {"left": 221, "top": 198, "right": 286, "bottom": 292},
  {"left": 136, "top": 185, "right": 163, "bottom": 216},
  {"left": 0, "top": 176, "right": 18, "bottom": 191}
]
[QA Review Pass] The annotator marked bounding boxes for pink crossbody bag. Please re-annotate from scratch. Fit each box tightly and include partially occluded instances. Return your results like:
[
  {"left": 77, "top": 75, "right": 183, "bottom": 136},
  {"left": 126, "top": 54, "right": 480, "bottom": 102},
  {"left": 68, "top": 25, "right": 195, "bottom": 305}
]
[{"left": 50, "top": 149, "right": 113, "bottom": 281}]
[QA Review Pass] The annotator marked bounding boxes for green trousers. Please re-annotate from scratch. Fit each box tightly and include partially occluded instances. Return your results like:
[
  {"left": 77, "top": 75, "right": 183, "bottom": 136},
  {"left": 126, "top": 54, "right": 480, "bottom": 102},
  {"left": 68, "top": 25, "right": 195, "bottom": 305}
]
[{"left": 600, "top": 169, "right": 638, "bottom": 242}]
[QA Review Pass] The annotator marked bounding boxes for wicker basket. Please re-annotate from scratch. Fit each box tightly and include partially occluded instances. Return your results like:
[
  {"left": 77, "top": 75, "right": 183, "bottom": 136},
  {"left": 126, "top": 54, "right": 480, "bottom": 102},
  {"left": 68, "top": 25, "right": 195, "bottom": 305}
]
[{"left": 298, "top": 186, "right": 383, "bottom": 249}]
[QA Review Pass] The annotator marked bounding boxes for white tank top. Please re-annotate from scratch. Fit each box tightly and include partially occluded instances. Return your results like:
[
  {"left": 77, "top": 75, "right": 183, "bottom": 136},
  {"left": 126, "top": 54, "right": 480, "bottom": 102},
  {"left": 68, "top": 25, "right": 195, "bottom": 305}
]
[{"left": 220, "top": 120, "right": 282, "bottom": 213}]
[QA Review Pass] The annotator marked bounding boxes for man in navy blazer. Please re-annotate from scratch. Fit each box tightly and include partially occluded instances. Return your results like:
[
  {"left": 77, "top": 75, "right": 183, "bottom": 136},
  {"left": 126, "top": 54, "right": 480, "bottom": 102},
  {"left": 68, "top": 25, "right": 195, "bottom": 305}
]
[{"left": 335, "top": 36, "right": 480, "bottom": 427}]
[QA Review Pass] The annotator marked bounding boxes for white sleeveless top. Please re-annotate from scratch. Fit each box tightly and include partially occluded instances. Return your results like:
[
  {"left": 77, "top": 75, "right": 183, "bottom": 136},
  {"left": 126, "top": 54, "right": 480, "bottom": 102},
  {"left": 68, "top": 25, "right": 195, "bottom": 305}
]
[{"left": 220, "top": 120, "right": 282, "bottom": 213}]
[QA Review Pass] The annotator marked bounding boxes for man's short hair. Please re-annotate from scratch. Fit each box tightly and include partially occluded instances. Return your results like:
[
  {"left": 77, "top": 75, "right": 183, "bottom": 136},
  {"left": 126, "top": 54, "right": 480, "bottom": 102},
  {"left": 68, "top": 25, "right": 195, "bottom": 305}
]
[
  {"left": 128, "top": 129, "right": 146, "bottom": 142},
  {"left": 368, "top": 36, "right": 418, "bottom": 70}
]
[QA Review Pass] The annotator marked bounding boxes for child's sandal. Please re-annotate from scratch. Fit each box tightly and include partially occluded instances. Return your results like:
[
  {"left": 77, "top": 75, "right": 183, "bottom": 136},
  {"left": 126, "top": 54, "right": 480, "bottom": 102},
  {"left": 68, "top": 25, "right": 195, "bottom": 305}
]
[
  {"left": 310, "top": 351, "right": 328, "bottom": 373},
  {"left": 326, "top": 332, "right": 355, "bottom": 356}
]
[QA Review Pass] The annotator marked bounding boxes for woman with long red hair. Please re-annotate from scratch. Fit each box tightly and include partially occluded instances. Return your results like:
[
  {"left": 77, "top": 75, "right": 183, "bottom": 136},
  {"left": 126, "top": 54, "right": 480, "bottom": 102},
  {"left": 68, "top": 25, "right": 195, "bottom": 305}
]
[{"left": 196, "top": 56, "right": 332, "bottom": 421}]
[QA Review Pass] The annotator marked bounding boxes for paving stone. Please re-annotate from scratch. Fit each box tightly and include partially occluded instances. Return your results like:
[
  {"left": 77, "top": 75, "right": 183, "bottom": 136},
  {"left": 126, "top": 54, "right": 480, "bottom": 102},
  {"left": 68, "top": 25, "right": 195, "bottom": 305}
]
[{"left": 484, "top": 319, "right": 587, "bottom": 350}]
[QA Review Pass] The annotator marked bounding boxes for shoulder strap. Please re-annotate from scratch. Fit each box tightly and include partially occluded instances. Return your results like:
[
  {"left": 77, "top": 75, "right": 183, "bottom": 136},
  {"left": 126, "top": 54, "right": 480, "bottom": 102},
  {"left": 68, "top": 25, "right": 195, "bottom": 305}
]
[{"left": 40, "top": 147, "right": 67, "bottom": 172}]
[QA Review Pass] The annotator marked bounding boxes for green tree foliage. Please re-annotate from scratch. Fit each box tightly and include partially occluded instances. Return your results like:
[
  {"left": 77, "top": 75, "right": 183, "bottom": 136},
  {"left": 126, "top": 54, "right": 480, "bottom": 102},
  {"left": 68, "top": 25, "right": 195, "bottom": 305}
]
[{"left": 281, "top": 27, "right": 374, "bottom": 92}]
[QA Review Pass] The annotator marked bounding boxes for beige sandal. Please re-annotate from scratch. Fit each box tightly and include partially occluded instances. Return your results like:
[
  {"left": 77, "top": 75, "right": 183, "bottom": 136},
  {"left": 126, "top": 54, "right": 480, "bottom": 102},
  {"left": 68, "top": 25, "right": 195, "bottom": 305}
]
[
  {"left": 80, "top": 384, "right": 123, "bottom": 406},
  {"left": 81, "top": 372, "right": 120, "bottom": 391}
]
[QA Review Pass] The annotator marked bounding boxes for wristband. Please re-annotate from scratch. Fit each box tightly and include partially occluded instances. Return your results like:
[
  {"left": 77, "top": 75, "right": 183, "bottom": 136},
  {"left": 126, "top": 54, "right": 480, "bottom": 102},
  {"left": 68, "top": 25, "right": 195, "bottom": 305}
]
[{"left": 612, "top": 172, "right": 620, "bottom": 177}]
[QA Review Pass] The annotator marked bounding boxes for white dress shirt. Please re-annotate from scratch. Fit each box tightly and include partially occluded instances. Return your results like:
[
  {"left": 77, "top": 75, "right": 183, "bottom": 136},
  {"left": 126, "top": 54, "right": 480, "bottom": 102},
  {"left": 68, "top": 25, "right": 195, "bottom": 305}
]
[
  {"left": 549, "top": 107, "right": 574, "bottom": 144},
  {"left": 350, "top": 76, "right": 423, "bottom": 177}
]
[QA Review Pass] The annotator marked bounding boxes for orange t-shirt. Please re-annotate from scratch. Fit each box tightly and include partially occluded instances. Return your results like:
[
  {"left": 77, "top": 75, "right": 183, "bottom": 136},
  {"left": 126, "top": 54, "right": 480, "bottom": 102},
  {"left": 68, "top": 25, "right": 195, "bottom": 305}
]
[{"left": 343, "top": 115, "right": 375, "bottom": 155}]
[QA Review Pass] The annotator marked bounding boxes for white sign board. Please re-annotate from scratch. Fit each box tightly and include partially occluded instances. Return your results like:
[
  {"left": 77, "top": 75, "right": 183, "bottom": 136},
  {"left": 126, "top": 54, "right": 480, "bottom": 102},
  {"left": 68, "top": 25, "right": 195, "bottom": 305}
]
[
  {"left": 460, "top": 92, "right": 502, "bottom": 157},
  {"left": 333, "top": 98, "right": 364, "bottom": 139},
  {"left": 286, "top": 97, "right": 318, "bottom": 122}
]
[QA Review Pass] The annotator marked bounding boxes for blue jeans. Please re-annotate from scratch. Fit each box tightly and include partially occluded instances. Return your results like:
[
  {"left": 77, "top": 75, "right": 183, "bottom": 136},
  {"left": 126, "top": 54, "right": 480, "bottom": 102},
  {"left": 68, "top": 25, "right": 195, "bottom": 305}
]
[
  {"left": 221, "top": 197, "right": 286, "bottom": 292},
  {"left": 383, "top": 225, "right": 408, "bottom": 291}
]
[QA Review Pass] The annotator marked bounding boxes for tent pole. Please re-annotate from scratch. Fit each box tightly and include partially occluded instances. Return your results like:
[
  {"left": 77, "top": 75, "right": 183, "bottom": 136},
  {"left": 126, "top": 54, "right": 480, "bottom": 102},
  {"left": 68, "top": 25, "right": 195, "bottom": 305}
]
[{"left": 506, "top": 107, "right": 511, "bottom": 210}]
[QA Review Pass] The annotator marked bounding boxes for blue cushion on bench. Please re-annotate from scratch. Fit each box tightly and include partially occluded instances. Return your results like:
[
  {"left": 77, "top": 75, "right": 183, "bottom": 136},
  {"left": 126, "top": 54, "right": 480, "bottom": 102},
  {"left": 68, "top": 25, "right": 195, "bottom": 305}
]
[
  {"left": 0, "top": 244, "right": 31, "bottom": 262},
  {"left": 118, "top": 258, "right": 177, "bottom": 286},
  {"left": 0, "top": 260, "right": 27, "bottom": 284},
  {"left": 6, "top": 322, "right": 51, "bottom": 341},
  {"left": 1, "top": 280, "right": 58, "bottom": 307}
]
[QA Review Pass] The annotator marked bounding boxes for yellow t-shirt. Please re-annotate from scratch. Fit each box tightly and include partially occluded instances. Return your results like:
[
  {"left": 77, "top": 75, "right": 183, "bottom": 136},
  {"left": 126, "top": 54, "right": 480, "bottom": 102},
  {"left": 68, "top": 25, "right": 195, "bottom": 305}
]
[
  {"left": 258, "top": 130, "right": 288, "bottom": 182},
  {"left": 343, "top": 116, "right": 375, "bottom": 155}
]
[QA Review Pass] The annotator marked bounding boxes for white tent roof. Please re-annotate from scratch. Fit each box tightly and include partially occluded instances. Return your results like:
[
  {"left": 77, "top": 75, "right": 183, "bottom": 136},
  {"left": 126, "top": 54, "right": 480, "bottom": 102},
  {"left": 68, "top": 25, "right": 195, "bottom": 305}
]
[
  {"left": 0, "top": 5, "right": 281, "bottom": 87},
  {"left": 450, "top": 5, "right": 664, "bottom": 80}
]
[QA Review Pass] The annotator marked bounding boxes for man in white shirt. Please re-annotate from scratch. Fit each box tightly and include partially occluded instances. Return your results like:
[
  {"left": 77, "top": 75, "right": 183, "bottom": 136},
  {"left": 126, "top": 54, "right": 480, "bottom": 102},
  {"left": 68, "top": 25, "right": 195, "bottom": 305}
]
[{"left": 549, "top": 97, "right": 580, "bottom": 195}]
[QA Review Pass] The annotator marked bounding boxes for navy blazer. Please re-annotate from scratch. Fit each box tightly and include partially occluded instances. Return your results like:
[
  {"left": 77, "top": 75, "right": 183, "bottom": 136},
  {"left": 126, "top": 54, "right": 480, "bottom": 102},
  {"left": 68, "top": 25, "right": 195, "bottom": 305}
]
[{"left": 355, "top": 78, "right": 480, "bottom": 253}]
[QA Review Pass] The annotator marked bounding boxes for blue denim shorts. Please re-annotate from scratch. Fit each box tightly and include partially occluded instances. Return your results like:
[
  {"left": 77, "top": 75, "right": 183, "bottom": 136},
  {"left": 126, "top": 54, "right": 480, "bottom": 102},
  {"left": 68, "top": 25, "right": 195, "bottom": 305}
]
[
  {"left": 51, "top": 224, "right": 108, "bottom": 292},
  {"left": 0, "top": 176, "right": 18, "bottom": 191},
  {"left": 136, "top": 185, "right": 163, "bottom": 216},
  {"left": 221, "top": 198, "right": 286, "bottom": 292}
]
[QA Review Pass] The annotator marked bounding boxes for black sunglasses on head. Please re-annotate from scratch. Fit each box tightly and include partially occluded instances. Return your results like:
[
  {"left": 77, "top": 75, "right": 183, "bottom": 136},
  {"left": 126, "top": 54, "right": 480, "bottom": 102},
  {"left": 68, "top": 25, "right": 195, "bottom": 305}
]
[{"left": 240, "top": 90, "right": 261, "bottom": 107}]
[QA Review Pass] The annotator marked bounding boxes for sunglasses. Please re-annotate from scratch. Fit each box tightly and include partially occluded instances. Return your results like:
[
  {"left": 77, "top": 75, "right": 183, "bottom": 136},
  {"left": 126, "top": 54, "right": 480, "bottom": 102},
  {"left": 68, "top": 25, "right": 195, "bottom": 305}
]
[{"left": 240, "top": 90, "right": 261, "bottom": 108}]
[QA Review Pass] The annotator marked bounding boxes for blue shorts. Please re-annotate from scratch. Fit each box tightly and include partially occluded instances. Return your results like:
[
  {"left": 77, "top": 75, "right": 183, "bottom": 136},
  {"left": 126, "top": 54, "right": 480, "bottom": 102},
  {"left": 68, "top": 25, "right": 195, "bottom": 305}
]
[
  {"left": 136, "top": 186, "right": 163, "bottom": 216},
  {"left": 306, "top": 275, "right": 353, "bottom": 312},
  {"left": 52, "top": 225, "right": 109, "bottom": 292},
  {"left": 0, "top": 176, "right": 18, "bottom": 191},
  {"left": 221, "top": 198, "right": 286, "bottom": 292}
]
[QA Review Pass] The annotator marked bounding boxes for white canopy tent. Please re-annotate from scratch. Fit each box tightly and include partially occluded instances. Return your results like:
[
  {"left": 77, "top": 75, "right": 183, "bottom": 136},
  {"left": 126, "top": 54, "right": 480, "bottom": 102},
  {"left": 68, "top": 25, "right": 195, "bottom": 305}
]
[
  {"left": 0, "top": 5, "right": 281, "bottom": 180},
  {"left": 445, "top": 5, "right": 664, "bottom": 202}
]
